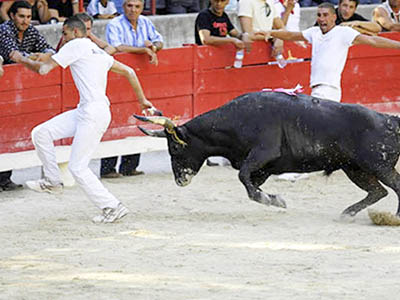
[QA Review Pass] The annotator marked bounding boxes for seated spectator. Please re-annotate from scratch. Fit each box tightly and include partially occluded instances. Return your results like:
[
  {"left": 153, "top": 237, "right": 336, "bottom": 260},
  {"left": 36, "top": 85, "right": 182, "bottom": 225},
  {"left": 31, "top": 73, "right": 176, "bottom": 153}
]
[
  {"left": 0, "top": 0, "right": 51, "bottom": 24},
  {"left": 87, "top": 0, "right": 119, "bottom": 19},
  {"left": 104, "top": 0, "right": 163, "bottom": 178},
  {"left": 274, "top": 0, "right": 301, "bottom": 31},
  {"left": 0, "top": 1, "right": 54, "bottom": 191},
  {"left": 48, "top": 0, "right": 79, "bottom": 23},
  {"left": 373, "top": 0, "right": 400, "bottom": 32},
  {"left": 166, "top": 0, "right": 200, "bottom": 14}
]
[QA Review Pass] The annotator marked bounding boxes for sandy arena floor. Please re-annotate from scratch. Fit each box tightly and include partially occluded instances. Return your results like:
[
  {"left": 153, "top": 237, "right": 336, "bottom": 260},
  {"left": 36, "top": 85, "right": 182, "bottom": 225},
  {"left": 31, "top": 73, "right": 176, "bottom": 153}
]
[{"left": 0, "top": 152, "right": 399, "bottom": 299}]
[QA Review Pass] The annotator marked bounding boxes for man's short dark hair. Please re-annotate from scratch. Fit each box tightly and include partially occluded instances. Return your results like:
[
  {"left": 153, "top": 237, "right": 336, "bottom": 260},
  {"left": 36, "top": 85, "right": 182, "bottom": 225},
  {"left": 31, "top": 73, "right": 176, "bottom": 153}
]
[
  {"left": 63, "top": 15, "right": 87, "bottom": 35},
  {"left": 338, "top": 0, "right": 359, "bottom": 6},
  {"left": 75, "top": 12, "right": 94, "bottom": 25},
  {"left": 318, "top": 2, "right": 336, "bottom": 14},
  {"left": 9, "top": 1, "right": 32, "bottom": 15}
]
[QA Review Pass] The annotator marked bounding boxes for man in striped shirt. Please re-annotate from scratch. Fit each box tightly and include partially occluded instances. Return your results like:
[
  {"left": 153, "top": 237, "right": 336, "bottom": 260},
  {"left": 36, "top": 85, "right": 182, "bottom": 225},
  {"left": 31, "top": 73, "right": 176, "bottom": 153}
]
[{"left": 101, "top": 0, "right": 164, "bottom": 179}]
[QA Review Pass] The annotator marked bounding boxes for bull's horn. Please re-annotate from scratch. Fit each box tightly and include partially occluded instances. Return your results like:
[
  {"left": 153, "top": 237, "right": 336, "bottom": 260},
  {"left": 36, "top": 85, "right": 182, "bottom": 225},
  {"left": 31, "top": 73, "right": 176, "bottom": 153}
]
[
  {"left": 138, "top": 126, "right": 166, "bottom": 138},
  {"left": 133, "top": 115, "right": 176, "bottom": 130}
]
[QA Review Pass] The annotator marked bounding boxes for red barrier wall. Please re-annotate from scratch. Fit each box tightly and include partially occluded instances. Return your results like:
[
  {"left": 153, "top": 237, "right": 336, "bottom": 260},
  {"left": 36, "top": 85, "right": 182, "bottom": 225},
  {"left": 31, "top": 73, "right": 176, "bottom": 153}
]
[{"left": 1, "top": 32, "right": 399, "bottom": 155}]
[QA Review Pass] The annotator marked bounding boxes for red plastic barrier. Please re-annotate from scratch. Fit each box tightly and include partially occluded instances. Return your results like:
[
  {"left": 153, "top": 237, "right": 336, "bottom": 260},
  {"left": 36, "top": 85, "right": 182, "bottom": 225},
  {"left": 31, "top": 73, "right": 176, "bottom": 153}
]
[{"left": 1, "top": 32, "right": 399, "bottom": 155}]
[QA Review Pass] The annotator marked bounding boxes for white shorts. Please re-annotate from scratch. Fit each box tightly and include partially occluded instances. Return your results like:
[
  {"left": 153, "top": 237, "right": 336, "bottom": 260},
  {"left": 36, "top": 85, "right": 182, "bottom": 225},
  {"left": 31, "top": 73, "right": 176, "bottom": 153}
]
[{"left": 311, "top": 84, "right": 341, "bottom": 102}]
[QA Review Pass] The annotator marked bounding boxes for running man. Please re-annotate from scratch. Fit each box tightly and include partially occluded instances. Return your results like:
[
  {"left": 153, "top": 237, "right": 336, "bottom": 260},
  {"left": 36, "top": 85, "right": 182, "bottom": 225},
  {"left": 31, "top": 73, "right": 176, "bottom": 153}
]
[
  {"left": 10, "top": 15, "right": 154, "bottom": 223},
  {"left": 265, "top": 2, "right": 400, "bottom": 102}
]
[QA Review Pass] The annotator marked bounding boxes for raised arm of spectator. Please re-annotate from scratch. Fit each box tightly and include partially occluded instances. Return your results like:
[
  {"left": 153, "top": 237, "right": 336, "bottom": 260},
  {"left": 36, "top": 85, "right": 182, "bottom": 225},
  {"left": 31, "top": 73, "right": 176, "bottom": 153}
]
[
  {"left": 373, "top": 7, "right": 400, "bottom": 32},
  {"left": 280, "top": 0, "right": 296, "bottom": 27},
  {"left": 36, "top": 0, "right": 51, "bottom": 23},
  {"left": 340, "top": 21, "right": 382, "bottom": 36}
]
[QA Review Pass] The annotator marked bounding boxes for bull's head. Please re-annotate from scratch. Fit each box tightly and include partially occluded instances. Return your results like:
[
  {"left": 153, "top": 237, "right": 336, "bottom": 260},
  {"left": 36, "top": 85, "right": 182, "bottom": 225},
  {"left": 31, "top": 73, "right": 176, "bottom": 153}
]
[{"left": 134, "top": 115, "right": 204, "bottom": 187}]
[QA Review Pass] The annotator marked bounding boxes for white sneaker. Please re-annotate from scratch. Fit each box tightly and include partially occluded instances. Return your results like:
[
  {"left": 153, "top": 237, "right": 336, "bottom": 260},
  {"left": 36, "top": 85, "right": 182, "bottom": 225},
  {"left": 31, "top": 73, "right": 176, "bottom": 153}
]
[
  {"left": 92, "top": 203, "right": 129, "bottom": 224},
  {"left": 26, "top": 178, "right": 64, "bottom": 194}
]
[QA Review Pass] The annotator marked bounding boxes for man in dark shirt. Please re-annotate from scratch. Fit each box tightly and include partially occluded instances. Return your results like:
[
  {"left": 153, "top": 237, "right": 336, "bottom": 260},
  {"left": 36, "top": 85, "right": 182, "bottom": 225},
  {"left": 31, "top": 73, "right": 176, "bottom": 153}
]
[
  {"left": 194, "top": 0, "right": 250, "bottom": 49},
  {"left": 0, "top": 1, "right": 55, "bottom": 64}
]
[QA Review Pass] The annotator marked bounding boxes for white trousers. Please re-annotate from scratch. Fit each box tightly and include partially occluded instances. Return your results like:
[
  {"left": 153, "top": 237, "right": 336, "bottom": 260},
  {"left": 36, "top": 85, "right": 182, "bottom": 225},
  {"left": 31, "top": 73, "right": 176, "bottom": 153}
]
[
  {"left": 311, "top": 84, "right": 341, "bottom": 102},
  {"left": 31, "top": 102, "right": 120, "bottom": 209}
]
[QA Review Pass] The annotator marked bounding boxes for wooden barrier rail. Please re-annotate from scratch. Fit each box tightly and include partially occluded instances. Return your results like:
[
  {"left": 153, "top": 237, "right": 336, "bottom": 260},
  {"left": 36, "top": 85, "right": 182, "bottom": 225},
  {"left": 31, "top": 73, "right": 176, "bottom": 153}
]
[{"left": 1, "top": 32, "right": 400, "bottom": 171}]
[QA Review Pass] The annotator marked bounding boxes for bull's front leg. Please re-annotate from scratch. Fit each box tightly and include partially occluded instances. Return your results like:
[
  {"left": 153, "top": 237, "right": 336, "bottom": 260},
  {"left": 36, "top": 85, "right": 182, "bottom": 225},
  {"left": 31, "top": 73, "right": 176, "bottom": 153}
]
[{"left": 238, "top": 164, "right": 286, "bottom": 209}]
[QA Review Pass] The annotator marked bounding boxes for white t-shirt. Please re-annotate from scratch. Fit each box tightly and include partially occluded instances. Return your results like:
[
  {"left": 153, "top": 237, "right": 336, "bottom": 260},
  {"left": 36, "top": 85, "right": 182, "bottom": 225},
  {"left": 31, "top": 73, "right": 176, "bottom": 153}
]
[
  {"left": 52, "top": 38, "right": 114, "bottom": 106},
  {"left": 87, "top": 0, "right": 118, "bottom": 17},
  {"left": 238, "top": 0, "right": 279, "bottom": 32},
  {"left": 302, "top": 26, "right": 359, "bottom": 89},
  {"left": 273, "top": 0, "right": 300, "bottom": 31}
]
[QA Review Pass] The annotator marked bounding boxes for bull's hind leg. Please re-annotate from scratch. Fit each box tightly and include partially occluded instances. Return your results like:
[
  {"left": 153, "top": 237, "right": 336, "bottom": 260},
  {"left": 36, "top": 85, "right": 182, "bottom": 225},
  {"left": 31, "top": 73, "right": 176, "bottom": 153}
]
[
  {"left": 342, "top": 168, "right": 388, "bottom": 217},
  {"left": 374, "top": 169, "right": 400, "bottom": 216},
  {"left": 238, "top": 148, "right": 286, "bottom": 208}
]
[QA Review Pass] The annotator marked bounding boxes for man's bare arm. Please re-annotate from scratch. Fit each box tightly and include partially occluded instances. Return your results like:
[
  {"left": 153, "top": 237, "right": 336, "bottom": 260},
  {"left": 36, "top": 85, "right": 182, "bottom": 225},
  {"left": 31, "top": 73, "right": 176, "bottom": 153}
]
[
  {"left": 10, "top": 51, "right": 59, "bottom": 75},
  {"left": 373, "top": 7, "right": 400, "bottom": 32},
  {"left": 110, "top": 60, "right": 153, "bottom": 110},
  {"left": 269, "top": 30, "right": 307, "bottom": 41},
  {"left": 353, "top": 34, "right": 400, "bottom": 48},
  {"left": 341, "top": 21, "right": 382, "bottom": 35}
]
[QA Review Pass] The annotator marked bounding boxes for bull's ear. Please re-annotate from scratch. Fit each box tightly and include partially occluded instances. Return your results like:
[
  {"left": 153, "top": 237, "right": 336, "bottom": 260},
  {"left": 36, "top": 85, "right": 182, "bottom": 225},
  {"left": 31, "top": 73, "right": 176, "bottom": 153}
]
[
  {"left": 138, "top": 126, "right": 167, "bottom": 138},
  {"left": 174, "top": 127, "right": 189, "bottom": 145}
]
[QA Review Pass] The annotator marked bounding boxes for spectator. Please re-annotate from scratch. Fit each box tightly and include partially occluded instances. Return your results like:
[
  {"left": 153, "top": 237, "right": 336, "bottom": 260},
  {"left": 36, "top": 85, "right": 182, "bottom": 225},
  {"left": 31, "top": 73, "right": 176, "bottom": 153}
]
[
  {"left": 87, "top": 0, "right": 119, "bottom": 19},
  {"left": 0, "top": 0, "right": 51, "bottom": 24},
  {"left": 274, "top": 0, "right": 301, "bottom": 32},
  {"left": 195, "top": 0, "right": 250, "bottom": 49},
  {"left": 166, "top": 0, "right": 200, "bottom": 14},
  {"left": 314, "top": 0, "right": 382, "bottom": 35},
  {"left": 266, "top": 2, "right": 400, "bottom": 102},
  {"left": 238, "top": 0, "right": 285, "bottom": 57},
  {"left": 104, "top": 0, "right": 163, "bottom": 178},
  {"left": 48, "top": 0, "right": 79, "bottom": 23},
  {"left": 112, "top": 0, "right": 124, "bottom": 14},
  {"left": 373, "top": 0, "right": 400, "bottom": 32},
  {"left": 0, "top": 1, "right": 55, "bottom": 64},
  {"left": 0, "top": 55, "right": 23, "bottom": 191}
]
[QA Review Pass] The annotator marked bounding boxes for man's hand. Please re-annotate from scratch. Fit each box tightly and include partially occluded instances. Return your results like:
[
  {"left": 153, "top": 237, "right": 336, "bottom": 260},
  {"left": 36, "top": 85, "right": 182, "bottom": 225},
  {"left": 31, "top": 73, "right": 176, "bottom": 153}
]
[
  {"left": 145, "top": 48, "right": 158, "bottom": 66},
  {"left": 241, "top": 32, "right": 252, "bottom": 52},
  {"left": 10, "top": 50, "right": 24, "bottom": 63},
  {"left": 144, "top": 40, "right": 157, "bottom": 52},
  {"left": 233, "top": 38, "right": 245, "bottom": 50},
  {"left": 271, "top": 39, "right": 284, "bottom": 57},
  {"left": 139, "top": 98, "right": 154, "bottom": 112}
]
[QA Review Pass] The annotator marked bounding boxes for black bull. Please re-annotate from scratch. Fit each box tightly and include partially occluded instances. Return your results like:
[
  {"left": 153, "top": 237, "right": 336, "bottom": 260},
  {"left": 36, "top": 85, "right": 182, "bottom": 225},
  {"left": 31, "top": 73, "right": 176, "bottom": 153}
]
[{"left": 135, "top": 91, "right": 400, "bottom": 218}]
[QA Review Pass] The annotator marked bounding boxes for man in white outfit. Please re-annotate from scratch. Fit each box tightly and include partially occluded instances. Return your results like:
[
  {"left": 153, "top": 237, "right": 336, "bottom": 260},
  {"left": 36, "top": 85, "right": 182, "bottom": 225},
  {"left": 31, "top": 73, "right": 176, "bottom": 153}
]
[
  {"left": 266, "top": 2, "right": 400, "bottom": 102},
  {"left": 10, "top": 16, "right": 154, "bottom": 223}
]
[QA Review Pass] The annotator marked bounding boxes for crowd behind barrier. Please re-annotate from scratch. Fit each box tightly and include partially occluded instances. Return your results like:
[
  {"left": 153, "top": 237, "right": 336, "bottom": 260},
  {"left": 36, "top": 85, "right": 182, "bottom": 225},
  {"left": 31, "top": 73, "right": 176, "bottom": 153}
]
[{"left": 1, "top": 35, "right": 400, "bottom": 171}]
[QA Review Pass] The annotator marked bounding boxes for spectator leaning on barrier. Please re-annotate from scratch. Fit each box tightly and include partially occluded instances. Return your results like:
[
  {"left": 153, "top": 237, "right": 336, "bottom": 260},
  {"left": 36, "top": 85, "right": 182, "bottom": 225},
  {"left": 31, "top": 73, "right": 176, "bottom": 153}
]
[
  {"left": 47, "top": 0, "right": 79, "bottom": 23},
  {"left": 87, "top": 0, "right": 119, "bottom": 19},
  {"left": 0, "top": 0, "right": 55, "bottom": 64},
  {"left": 0, "top": 55, "right": 22, "bottom": 192},
  {"left": 373, "top": 0, "right": 400, "bottom": 32},
  {"left": 238, "top": 0, "right": 285, "bottom": 58},
  {"left": 265, "top": 2, "right": 400, "bottom": 102},
  {"left": 10, "top": 15, "right": 155, "bottom": 223},
  {"left": 195, "top": 0, "right": 251, "bottom": 49},
  {"left": 331, "top": 0, "right": 381, "bottom": 35},
  {"left": 103, "top": 0, "right": 163, "bottom": 178},
  {"left": 0, "top": 0, "right": 51, "bottom": 24}
]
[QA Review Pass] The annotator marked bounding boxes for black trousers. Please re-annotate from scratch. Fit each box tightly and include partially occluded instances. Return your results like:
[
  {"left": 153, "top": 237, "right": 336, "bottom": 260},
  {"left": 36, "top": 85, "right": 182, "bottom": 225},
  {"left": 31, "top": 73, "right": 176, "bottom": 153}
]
[{"left": 100, "top": 154, "right": 140, "bottom": 176}]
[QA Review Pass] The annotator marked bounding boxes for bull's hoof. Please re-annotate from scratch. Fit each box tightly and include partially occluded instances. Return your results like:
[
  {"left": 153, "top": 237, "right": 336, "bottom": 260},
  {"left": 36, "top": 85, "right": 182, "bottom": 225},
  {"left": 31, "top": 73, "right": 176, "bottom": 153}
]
[
  {"left": 268, "top": 194, "right": 287, "bottom": 208},
  {"left": 254, "top": 192, "right": 287, "bottom": 208}
]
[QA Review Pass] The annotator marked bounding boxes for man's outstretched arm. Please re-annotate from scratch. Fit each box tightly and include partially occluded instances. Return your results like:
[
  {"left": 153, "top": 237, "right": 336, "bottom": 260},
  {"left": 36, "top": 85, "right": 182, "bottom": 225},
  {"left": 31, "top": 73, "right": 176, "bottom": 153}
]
[{"left": 10, "top": 50, "right": 59, "bottom": 75}]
